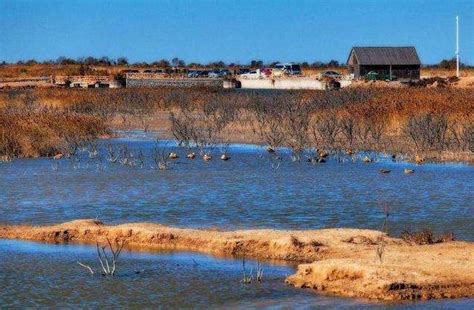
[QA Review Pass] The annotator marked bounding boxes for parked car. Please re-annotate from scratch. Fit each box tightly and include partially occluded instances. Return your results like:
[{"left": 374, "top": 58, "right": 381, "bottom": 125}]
[
  {"left": 272, "top": 63, "right": 302, "bottom": 76},
  {"left": 208, "top": 69, "right": 231, "bottom": 78},
  {"left": 199, "top": 70, "right": 209, "bottom": 77},
  {"left": 285, "top": 63, "right": 301, "bottom": 75},
  {"left": 319, "top": 70, "right": 343, "bottom": 79},
  {"left": 187, "top": 70, "right": 198, "bottom": 78},
  {"left": 237, "top": 68, "right": 251, "bottom": 75},
  {"left": 219, "top": 69, "right": 231, "bottom": 77},
  {"left": 188, "top": 70, "right": 209, "bottom": 78},
  {"left": 208, "top": 70, "right": 220, "bottom": 78},
  {"left": 260, "top": 68, "right": 272, "bottom": 77},
  {"left": 240, "top": 69, "right": 261, "bottom": 79}
]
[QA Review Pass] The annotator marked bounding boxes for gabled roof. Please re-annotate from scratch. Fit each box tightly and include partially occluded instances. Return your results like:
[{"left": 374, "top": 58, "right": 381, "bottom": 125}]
[{"left": 347, "top": 47, "right": 421, "bottom": 65}]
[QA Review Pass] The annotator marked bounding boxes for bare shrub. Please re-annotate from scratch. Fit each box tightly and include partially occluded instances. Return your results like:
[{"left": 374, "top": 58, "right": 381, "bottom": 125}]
[
  {"left": 311, "top": 114, "right": 339, "bottom": 151},
  {"left": 77, "top": 237, "right": 128, "bottom": 276},
  {"left": 404, "top": 113, "right": 448, "bottom": 151},
  {"left": 241, "top": 258, "right": 264, "bottom": 284},
  {"left": 251, "top": 95, "right": 285, "bottom": 149},
  {"left": 339, "top": 112, "right": 357, "bottom": 149},
  {"left": 281, "top": 99, "right": 311, "bottom": 159},
  {"left": 151, "top": 141, "right": 171, "bottom": 170},
  {"left": 449, "top": 121, "right": 474, "bottom": 152}
]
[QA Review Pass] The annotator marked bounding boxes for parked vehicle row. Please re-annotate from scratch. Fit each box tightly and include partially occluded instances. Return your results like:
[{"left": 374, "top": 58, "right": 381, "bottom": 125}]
[
  {"left": 238, "top": 63, "right": 302, "bottom": 79},
  {"left": 187, "top": 69, "right": 231, "bottom": 78},
  {"left": 122, "top": 65, "right": 352, "bottom": 80}
]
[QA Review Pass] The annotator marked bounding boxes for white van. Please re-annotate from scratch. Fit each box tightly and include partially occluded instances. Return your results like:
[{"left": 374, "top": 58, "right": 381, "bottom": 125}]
[{"left": 273, "top": 63, "right": 302, "bottom": 76}]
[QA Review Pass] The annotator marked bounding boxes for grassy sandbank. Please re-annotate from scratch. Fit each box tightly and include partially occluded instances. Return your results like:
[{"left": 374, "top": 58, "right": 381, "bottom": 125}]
[{"left": 0, "top": 219, "right": 472, "bottom": 301}]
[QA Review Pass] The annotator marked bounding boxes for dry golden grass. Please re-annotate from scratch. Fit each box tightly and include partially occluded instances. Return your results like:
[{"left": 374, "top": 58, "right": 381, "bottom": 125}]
[
  {"left": 0, "top": 64, "right": 109, "bottom": 79},
  {"left": 0, "top": 109, "right": 108, "bottom": 158}
]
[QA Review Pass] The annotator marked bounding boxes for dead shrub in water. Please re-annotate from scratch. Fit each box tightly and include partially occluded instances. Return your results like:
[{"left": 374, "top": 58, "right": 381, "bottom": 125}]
[
  {"left": 241, "top": 258, "right": 264, "bottom": 284},
  {"left": 250, "top": 95, "right": 286, "bottom": 149},
  {"left": 280, "top": 98, "right": 311, "bottom": 160},
  {"left": 77, "top": 237, "right": 128, "bottom": 276},
  {"left": 403, "top": 113, "right": 448, "bottom": 152},
  {"left": 339, "top": 112, "right": 357, "bottom": 149},
  {"left": 311, "top": 114, "right": 339, "bottom": 151},
  {"left": 400, "top": 229, "right": 455, "bottom": 245}
]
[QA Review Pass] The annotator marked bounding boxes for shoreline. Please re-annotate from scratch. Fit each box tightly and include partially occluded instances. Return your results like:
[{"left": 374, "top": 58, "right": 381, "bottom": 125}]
[{"left": 1, "top": 219, "right": 473, "bottom": 301}]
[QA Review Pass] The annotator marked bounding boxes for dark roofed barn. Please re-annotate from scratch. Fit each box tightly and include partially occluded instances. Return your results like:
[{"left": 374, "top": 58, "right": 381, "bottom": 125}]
[{"left": 347, "top": 47, "right": 421, "bottom": 81}]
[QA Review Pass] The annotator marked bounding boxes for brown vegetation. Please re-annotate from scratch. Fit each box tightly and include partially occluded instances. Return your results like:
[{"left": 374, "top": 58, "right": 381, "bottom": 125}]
[
  {"left": 0, "top": 91, "right": 109, "bottom": 159},
  {"left": 1, "top": 87, "right": 473, "bottom": 162},
  {"left": 0, "top": 64, "right": 110, "bottom": 79},
  {"left": 0, "top": 219, "right": 472, "bottom": 300}
]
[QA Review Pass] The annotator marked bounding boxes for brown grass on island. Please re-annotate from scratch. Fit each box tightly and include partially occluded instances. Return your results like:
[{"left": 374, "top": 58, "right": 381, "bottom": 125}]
[{"left": 0, "top": 219, "right": 472, "bottom": 300}]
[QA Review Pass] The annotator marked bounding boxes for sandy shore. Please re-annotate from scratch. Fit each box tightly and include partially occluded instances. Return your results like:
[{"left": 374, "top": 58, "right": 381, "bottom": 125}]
[{"left": 1, "top": 219, "right": 473, "bottom": 301}]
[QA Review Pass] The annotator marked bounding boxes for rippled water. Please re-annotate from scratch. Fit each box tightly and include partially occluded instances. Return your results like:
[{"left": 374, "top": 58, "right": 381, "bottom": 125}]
[
  {"left": 2, "top": 240, "right": 473, "bottom": 309},
  {"left": 1, "top": 131, "right": 473, "bottom": 239}
]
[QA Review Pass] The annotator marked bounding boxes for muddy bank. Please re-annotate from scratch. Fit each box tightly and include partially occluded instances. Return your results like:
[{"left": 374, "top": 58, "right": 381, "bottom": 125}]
[{"left": 0, "top": 219, "right": 473, "bottom": 301}]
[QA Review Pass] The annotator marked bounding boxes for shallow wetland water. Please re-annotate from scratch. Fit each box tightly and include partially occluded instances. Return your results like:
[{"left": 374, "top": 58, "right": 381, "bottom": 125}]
[{"left": 1, "top": 131, "right": 473, "bottom": 308}]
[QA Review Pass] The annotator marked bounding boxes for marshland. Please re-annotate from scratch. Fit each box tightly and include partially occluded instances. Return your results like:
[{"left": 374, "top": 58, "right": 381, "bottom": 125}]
[{"left": 0, "top": 85, "right": 473, "bottom": 307}]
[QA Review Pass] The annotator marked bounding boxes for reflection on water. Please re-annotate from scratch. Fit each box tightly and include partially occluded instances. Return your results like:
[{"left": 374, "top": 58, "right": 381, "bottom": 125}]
[
  {"left": 1, "top": 240, "right": 473, "bottom": 309},
  {"left": 0, "top": 130, "right": 473, "bottom": 240}
]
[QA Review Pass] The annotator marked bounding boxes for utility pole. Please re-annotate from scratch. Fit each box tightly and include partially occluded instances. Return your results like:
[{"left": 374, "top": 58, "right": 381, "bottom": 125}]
[{"left": 456, "top": 16, "right": 460, "bottom": 78}]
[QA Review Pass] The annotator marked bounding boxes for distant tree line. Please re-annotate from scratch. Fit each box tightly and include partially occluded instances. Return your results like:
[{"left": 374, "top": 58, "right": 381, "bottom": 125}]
[
  {"left": 1, "top": 57, "right": 472, "bottom": 69},
  {"left": 0, "top": 57, "right": 343, "bottom": 68},
  {"left": 422, "top": 58, "right": 473, "bottom": 69}
]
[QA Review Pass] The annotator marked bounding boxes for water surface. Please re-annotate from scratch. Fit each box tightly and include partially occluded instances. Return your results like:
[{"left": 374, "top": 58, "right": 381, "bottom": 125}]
[
  {"left": 1, "top": 131, "right": 472, "bottom": 239},
  {"left": 1, "top": 240, "right": 472, "bottom": 309}
]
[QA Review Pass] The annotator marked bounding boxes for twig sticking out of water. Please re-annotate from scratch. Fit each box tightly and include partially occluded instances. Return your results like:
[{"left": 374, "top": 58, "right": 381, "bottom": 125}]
[
  {"left": 97, "top": 237, "right": 127, "bottom": 276},
  {"left": 241, "top": 258, "right": 264, "bottom": 284},
  {"left": 77, "top": 261, "right": 94, "bottom": 275},
  {"left": 77, "top": 237, "right": 128, "bottom": 276}
]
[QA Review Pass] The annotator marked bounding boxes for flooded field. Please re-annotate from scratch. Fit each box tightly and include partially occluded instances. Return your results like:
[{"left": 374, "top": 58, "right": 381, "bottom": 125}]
[{"left": 0, "top": 131, "right": 473, "bottom": 239}]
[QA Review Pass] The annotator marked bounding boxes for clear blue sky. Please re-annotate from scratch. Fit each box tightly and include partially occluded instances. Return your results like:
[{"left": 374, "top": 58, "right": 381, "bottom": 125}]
[{"left": 1, "top": 0, "right": 473, "bottom": 64}]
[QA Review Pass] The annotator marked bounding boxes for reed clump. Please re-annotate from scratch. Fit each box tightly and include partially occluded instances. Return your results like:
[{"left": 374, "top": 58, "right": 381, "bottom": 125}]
[{"left": 0, "top": 109, "right": 108, "bottom": 158}]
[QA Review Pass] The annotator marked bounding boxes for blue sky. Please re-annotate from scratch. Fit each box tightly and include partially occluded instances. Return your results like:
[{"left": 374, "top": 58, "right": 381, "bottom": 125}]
[{"left": 1, "top": 0, "right": 473, "bottom": 64}]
